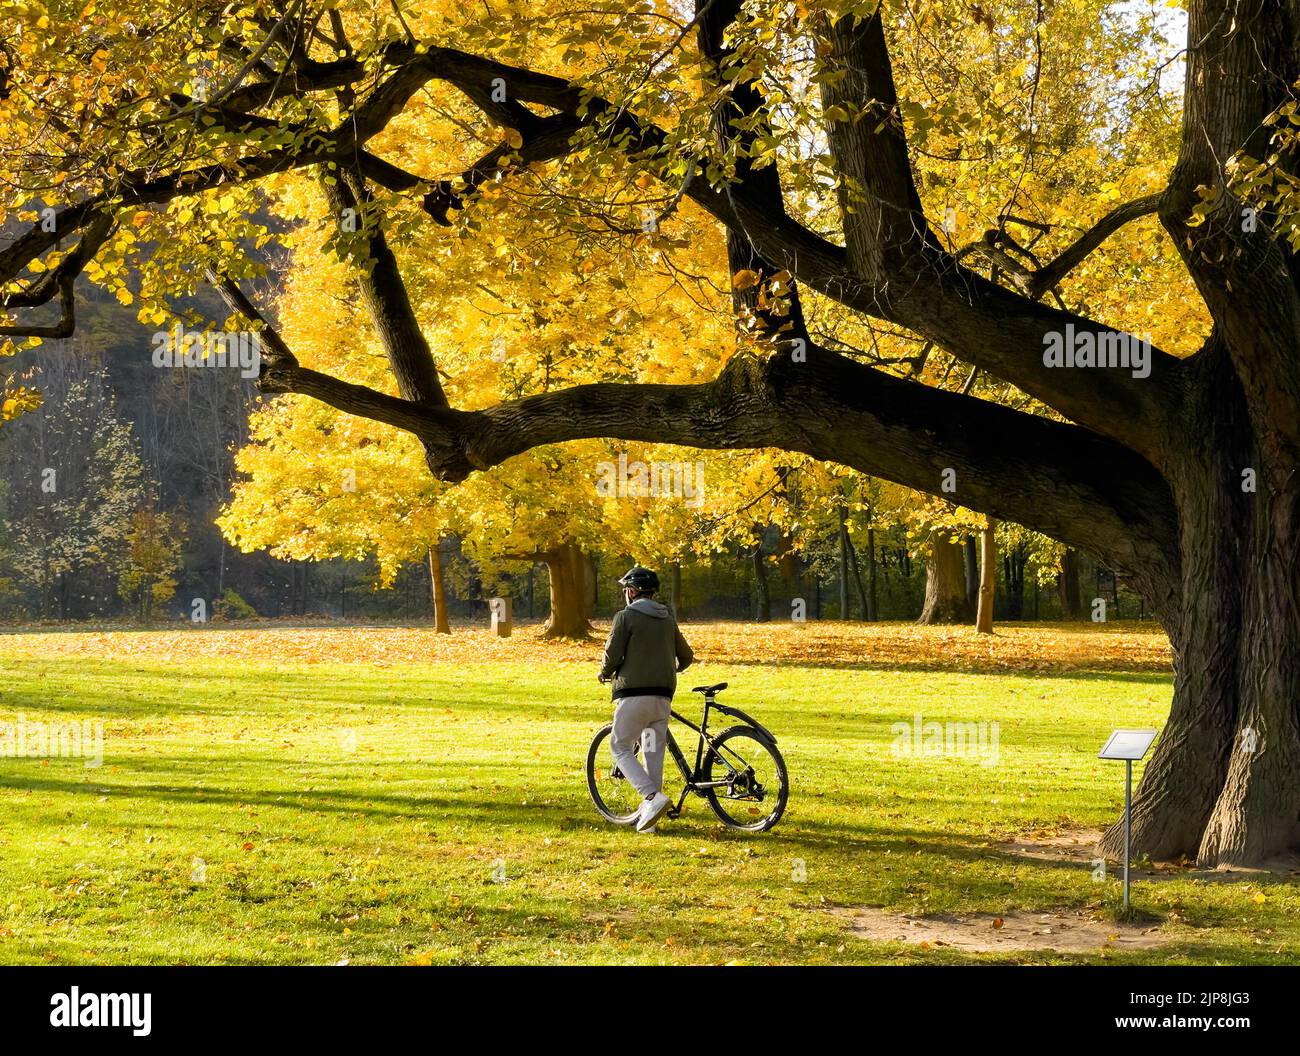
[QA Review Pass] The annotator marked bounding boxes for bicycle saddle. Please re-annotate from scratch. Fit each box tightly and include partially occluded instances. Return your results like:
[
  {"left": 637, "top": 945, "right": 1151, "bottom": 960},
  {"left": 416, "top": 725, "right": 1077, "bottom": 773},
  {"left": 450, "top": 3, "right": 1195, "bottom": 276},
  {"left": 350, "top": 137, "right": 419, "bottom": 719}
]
[{"left": 691, "top": 682, "right": 728, "bottom": 694}]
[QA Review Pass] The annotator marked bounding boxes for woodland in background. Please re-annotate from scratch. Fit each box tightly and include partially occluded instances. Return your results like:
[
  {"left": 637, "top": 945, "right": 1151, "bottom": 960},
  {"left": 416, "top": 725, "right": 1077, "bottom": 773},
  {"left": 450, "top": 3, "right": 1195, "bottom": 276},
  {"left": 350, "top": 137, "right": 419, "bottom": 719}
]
[{"left": 0, "top": 285, "right": 1124, "bottom": 626}]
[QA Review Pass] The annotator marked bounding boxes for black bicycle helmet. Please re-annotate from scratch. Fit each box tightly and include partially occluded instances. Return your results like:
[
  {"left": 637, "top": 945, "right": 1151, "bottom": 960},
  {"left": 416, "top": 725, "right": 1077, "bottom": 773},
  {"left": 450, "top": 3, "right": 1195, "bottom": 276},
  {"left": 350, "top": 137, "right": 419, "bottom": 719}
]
[{"left": 617, "top": 566, "right": 660, "bottom": 593}]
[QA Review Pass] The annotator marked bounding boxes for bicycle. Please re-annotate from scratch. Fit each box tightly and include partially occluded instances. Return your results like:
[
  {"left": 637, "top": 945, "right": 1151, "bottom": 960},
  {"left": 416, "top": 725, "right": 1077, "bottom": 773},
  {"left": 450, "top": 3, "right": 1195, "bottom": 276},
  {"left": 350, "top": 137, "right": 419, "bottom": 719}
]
[{"left": 585, "top": 682, "right": 788, "bottom": 832}]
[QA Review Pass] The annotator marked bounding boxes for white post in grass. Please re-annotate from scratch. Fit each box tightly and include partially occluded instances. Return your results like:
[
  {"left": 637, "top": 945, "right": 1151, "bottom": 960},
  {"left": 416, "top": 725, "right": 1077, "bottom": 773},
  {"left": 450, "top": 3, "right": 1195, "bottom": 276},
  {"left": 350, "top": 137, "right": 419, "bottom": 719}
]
[{"left": 489, "top": 596, "right": 512, "bottom": 638}]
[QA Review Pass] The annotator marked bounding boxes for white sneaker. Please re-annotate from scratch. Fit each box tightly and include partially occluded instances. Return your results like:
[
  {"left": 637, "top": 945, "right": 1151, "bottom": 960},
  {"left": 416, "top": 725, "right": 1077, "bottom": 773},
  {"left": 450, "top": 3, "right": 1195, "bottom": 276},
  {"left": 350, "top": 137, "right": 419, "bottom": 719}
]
[{"left": 637, "top": 792, "right": 671, "bottom": 832}]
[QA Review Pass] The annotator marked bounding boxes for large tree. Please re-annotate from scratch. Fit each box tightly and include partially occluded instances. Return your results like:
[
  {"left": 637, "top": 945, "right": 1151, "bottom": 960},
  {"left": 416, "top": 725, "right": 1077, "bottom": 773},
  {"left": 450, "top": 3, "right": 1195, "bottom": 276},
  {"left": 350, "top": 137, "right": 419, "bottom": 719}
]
[{"left": 2, "top": 0, "right": 1298, "bottom": 866}]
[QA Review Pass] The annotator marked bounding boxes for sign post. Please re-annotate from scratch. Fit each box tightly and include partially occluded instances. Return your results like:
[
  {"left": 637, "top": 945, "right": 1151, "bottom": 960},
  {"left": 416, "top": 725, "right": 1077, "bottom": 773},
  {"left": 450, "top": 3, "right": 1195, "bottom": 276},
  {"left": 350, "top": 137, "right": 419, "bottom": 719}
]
[{"left": 1098, "top": 728, "right": 1159, "bottom": 910}]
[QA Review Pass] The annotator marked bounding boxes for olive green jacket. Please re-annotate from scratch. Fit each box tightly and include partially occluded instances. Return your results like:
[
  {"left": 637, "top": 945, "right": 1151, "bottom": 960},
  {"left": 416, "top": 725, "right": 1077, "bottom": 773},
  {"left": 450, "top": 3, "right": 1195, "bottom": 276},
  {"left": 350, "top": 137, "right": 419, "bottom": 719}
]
[{"left": 599, "top": 598, "right": 694, "bottom": 699}]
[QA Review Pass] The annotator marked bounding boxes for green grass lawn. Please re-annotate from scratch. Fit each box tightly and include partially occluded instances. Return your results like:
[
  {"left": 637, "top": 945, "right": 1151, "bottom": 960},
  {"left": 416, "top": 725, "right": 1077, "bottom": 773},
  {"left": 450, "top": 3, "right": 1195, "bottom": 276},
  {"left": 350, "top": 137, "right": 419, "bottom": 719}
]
[{"left": 0, "top": 623, "right": 1296, "bottom": 965}]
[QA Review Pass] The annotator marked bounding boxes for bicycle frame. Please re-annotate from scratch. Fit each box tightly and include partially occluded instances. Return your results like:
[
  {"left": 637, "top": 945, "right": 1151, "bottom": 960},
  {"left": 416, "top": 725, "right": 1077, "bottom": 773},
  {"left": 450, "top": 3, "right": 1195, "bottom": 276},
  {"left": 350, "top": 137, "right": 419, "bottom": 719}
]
[{"left": 661, "top": 693, "right": 761, "bottom": 819}]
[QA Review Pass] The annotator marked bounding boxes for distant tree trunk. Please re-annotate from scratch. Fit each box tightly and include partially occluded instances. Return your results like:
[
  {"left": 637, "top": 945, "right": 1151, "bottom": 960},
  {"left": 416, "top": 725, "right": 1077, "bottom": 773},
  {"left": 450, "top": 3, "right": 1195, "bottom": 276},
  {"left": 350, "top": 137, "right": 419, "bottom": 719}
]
[
  {"left": 777, "top": 533, "right": 800, "bottom": 586},
  {"left": 1004, "top": 542, "right": 1027, "bottom": 620},
  {"left": 866, "top": 527, "right": 878, "bottom": 621},
  {"left": 539, "top": 541, "right": 591, "bottom": 639},
  {"left": 919, "top": 534, "right": 973, "bottom": 624},
  {"left": 670, "top": 561, "right": 683, "bottom": 617},
  {"left": 581, "top": 551, "right": 597, "bottom": 622},
  {"left": 964, "top": 535, "right": 979, "bottom": 607},
  {"left": 975, "top": 521, "right": 996, "bottom": 634},
  {"left": 217, "top": 537, "right": 226, "bottom": 599},
  {"left": 838, "top": 508, "right": 850, "bottom": 619},
  {"left": 752, "top": 544, "right": 771, "bottom": 622},
  {"left": 427, "top": 545, "right": 450, "bottom": 634},
  {"left": 1058, "top": 548, "right": 1082, "bottom": 619},
  {"left": 845, "top": 528, "right": 869, "bottom": 620}
]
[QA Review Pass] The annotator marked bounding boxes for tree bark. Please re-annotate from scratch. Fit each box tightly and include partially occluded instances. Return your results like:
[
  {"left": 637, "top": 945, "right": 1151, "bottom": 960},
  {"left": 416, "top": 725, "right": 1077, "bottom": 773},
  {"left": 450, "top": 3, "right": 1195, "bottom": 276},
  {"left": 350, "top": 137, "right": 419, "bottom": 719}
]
[
  {"left": 975, "top": 521, "right": 996, "bottom": 634},
  {"left": 1100, "top": 344, "right": 1300, "bottom": 867},
  {"left": 919, "top": 534, "right": 974, "bottom": 624},
  {"left": 538, "top": 541, "right": 591, "bottom": 639}
]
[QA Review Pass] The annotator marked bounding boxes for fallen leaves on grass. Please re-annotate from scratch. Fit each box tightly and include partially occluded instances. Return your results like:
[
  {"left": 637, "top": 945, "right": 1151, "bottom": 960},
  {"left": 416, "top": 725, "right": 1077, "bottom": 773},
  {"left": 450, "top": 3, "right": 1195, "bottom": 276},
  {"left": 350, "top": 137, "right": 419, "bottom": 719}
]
[{"left": 0, "top": 619, "right": 1172, "bottom": 674}]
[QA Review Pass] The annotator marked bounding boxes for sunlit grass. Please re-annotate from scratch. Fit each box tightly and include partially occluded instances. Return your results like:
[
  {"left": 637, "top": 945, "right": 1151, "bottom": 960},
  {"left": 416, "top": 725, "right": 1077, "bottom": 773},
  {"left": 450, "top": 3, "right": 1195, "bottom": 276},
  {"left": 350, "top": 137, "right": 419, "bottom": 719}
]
[{"left": 0, "top": 621, "right": 1294, "bottom": 964}]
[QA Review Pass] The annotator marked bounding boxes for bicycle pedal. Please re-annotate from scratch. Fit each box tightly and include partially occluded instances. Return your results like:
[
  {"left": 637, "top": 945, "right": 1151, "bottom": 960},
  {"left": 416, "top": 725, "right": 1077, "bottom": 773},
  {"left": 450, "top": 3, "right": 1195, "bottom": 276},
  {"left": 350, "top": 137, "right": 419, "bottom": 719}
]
[{"left": 666, "top": 807, "right": 681, "bottom": 819}]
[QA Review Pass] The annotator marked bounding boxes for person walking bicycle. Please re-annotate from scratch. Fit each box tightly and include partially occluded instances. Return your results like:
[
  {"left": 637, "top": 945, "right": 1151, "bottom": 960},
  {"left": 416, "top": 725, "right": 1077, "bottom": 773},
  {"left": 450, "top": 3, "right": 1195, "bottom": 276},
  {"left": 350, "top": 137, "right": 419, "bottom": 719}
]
[{"left": 597, "top": 566, "right": 693, "bottom": 833}]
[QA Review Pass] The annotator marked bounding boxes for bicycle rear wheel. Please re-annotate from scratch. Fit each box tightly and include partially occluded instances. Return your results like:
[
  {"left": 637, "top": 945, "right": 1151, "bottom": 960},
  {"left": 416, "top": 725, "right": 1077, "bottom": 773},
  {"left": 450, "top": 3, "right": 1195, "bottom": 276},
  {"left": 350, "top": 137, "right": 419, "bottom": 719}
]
[
  {"left": 587, "top": 722, "right": 685, "bottom": 825},
  {"left": 701, "top": 726, "right": 788, "bottom": 832}
]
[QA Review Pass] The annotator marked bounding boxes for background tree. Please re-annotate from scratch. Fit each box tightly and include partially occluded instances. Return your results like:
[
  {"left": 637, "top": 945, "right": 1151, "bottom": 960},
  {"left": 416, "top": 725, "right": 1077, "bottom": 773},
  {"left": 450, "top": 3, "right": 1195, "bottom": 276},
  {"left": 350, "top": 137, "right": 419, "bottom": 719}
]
[
  {"left": 0, "top": 350, "right": 145, "bottom": 617},
  {"left": 117, "top": 506, "right": 183, "bottom": 621}
]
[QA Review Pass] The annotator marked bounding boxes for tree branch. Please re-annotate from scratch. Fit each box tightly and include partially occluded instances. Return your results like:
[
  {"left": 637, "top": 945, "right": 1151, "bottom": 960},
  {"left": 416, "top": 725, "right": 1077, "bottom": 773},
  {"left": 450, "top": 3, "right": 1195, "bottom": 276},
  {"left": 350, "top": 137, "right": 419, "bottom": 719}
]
[
  {"left": 1027, "top": 193, "right": 1164, "bottom": 296},
  {"left": 322, "top": 169, "right": 448, "bottom": 407},
  {"left": 818, "top": 9, "right": 938, "bottom": 282},
  {"left": 696, "top": 0, "right": 808, "bottom": 340},
  {"left": 252, "top": 333, "right": 1179, "bottom": 616},
  {"left": 1, "top": 28, "right": 1187, "bottom": 462}
]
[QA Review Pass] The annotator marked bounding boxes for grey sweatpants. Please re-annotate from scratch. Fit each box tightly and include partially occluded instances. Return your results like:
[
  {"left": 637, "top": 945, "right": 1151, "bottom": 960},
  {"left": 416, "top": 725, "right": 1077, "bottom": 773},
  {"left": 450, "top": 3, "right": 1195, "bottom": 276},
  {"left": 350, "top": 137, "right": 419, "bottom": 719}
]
[{"left": 610, "top": 694, "right": 672, "bottom": 799}]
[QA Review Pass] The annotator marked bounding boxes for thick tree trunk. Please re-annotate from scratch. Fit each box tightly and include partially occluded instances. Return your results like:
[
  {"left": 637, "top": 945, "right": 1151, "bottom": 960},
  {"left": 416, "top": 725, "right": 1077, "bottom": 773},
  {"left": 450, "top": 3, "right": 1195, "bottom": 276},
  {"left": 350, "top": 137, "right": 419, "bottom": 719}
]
[
  {"left": 1095, "top": 342, "right": 1300, "bottom": 868},
  {"left": 975, "top": 521, "right": 996, "bottom": 634},
  {"left": 919, "top": 534, "right": 974, "bottom": 624},
  {"left": 539, "top": 541, "right": 591, "bottom": 639},
  {"left": 427, "top": 545, "right": 450, "bottom": 634}
]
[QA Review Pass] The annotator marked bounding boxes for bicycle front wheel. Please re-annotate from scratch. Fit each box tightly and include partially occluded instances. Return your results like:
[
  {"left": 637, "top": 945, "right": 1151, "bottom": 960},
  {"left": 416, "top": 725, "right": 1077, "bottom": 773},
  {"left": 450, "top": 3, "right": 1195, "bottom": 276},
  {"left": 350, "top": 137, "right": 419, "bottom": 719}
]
[{"left": 701, "top": 726, "right": 788, "bottom": 832}]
